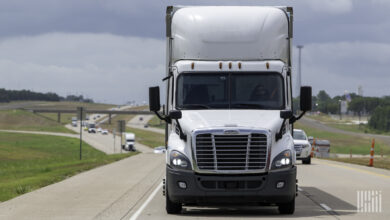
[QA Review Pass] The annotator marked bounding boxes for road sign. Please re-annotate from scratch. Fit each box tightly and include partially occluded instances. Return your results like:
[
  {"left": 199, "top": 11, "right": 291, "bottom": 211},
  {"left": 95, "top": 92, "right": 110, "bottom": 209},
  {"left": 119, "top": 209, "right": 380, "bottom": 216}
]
[
  {"left": 77, "top": 107, "right": 86, "bottom": 120},
  {"left": 117, "top": 120, "right": 126, "bottom": 133}
]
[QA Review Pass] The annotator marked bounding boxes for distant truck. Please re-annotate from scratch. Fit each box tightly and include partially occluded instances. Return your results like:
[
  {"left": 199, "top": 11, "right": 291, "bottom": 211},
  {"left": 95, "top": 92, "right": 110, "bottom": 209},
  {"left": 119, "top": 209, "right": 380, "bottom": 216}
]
[
  {"left": 148, "top": 6, "right": 312, "bottom": 214},
  {"left": 121, "top": 133, "right": 135, "bottom": 151},
  {"left": 88, "top": 123, "right": 96, "bottom": 133}
]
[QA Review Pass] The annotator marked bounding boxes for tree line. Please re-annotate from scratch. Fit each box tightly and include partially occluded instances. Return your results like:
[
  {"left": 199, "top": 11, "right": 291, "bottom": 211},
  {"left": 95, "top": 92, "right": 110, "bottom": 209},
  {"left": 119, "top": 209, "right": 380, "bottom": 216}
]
[
  {"left": 294, "top": 90, "right": 390, "bottom": 132},
  {"left": 0, "top": 88, "right": 94, "bottom": 103}
]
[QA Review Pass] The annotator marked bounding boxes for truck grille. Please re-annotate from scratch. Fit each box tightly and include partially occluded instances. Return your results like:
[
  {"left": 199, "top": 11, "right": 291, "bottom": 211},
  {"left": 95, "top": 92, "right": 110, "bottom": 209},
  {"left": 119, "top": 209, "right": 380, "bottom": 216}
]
[{"left": 195, "top": 133, "right": 268, "bottom": 171}]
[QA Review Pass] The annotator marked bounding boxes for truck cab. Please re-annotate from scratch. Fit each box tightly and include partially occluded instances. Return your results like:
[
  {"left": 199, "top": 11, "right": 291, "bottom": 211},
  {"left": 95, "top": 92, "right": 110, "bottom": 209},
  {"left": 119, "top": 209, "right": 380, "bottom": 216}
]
[
  {"left": 149, "top": 6, "right": 311, "bottom": 214},
  {"left": 122, "top": 132, "right": 135, "bottom": 151}
]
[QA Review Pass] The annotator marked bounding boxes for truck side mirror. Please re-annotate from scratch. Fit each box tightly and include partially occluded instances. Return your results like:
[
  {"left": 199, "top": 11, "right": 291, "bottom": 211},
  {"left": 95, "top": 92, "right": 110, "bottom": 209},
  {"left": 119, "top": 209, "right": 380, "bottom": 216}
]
[
  {"left": 169, "top": 110, "right": 182, "bottom": 120},
  {"left": 300, "top": 86, "right": 312, "bottom": 112},
  {"left": 280, "top": 110, "right": 293, "bottom": 119},
  {"left": 149, "top": 86, "right": 161, "bottom": 112}
]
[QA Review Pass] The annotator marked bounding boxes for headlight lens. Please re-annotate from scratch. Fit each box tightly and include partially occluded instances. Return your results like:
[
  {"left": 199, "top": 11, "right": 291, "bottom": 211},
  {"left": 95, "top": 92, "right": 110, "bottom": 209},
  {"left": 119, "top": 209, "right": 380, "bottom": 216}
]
[
  {"left": 303, "top": 144, "right": 310, "bottom": 148},
  {"left": 170, "top": 150, "right": 191, "bottom": 170},
  {"left": 272, "top": 150, "right": 293, "bottom": 170}
]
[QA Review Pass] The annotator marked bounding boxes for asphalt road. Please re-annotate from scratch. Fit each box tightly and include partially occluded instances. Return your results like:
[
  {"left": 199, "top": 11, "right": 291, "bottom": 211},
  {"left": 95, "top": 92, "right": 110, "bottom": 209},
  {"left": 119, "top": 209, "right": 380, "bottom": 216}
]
[{"left": 129, "top": 158, "right": 390, "bottom": 220}]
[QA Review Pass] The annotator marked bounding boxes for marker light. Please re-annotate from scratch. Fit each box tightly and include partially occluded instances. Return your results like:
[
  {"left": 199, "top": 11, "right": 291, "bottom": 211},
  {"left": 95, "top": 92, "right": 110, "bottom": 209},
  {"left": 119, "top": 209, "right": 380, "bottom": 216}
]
[
  {"left": 238, "top": 62, "right": 242, "bottom": 69},
  {"left": 191, "top": 62, "right": 194, "bottom": 69},
  {"left": 266, "top": 62, "right": 270, "bottom": 69},
  {"left": 219, "top": 62, "right": 222, "bottom": 69},
  {"left": 229, "top": 62, "right": 232, "bottom": 69}
]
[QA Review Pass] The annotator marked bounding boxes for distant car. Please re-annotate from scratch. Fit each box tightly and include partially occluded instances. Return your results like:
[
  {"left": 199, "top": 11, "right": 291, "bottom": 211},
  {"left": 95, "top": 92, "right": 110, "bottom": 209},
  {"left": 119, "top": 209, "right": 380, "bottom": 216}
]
[
  {"left": 293, "top": 129, "right": 312, "bottom": 164},
  {"left": 93, "top": 117, "right": 96, "bottom": 120},
  {"left": 101, "top": 129, "right": 108, "bottom": 135},
  {"left": 97, "top": 115, "right": 100, "bottom": 118},
  {"left": 139, "top": 117, "right": 143, "bottom": 121},
  {"left": 144, "top": 124, "right": 149, "bottom": 128},
  {"left": 97, "top": 127, "right": 102, "bottom": 133},
  {"left": 154, "top": 146, "right": 166, "bottom": 154},
  {"left": 71, "top": 121, "right": 77, "bottom": 127}
]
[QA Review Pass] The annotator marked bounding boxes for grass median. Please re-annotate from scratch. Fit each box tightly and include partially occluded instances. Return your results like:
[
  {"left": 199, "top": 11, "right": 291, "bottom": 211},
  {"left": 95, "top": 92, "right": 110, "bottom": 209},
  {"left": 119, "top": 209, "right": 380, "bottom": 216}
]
[
  {"left": 125, "top": 126, "right": 165, "bottom": 148},
  {"left": 0, "top": 131, "right": 136, "bottom": 202},
  {"left": 295, "top": 121, "right": 390, "bottom": 156},
  {"left": 324, "top": 157, "right": 390, "bottom": 170}
]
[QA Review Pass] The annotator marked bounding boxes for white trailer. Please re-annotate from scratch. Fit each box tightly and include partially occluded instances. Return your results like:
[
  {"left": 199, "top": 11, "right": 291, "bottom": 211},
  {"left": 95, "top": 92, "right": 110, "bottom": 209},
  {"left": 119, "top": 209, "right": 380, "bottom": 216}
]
[
  {"left": 121, "top": 132, "right": 135, "bottom": 151},
  {"left": 149, "top": 6, "right": 312, "bottom": 214}
]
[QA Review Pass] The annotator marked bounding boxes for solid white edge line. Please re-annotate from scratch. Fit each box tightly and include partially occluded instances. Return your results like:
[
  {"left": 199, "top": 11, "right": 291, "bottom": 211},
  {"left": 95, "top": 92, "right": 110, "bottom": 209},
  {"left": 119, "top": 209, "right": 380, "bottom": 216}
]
[
  {"left": 129, "top": 182, "right": 163, "bottom": 220},
  {"left": 320, "top": 203, "right": 332, "bottom": 211}
]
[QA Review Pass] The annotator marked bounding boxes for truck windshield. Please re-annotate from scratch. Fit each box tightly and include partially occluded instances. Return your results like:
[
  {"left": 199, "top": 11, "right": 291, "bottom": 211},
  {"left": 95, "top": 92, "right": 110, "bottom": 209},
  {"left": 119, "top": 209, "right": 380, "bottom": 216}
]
[
  {"left": 293, "top": 131, "right": 306, "bottom": 140},
  {"left": 176, "top": 72, "right": 284, "bottom": 110}
]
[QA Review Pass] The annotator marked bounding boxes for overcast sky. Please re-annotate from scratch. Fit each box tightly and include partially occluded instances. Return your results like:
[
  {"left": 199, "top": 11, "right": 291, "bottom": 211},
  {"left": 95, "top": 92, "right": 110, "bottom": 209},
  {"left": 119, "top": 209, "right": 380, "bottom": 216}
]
[{"left": 0, "top": 0, "right": 389, "bottom": 104}]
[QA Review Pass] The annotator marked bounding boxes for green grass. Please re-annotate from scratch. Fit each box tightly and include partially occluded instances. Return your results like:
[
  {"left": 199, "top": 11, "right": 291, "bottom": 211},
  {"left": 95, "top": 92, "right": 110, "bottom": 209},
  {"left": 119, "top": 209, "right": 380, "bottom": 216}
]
[
  {"left": 324, "top": 157, "right": 390, "bottom": 171},
  {"left": 307, "top": 114, "right": 390, "bottom": 136},
  {"left": 125, "top": 127, "right": 165, "bottom": 148},
  {"left": 0, "top": 110, "right": 75, "bottom": 134},
  {"left": 295, "top": 122, "right": 390, "bottom": 156},
  {"left": 148, "top": 115, "right": 166, "bottom": 129},
  {"left": 0, "top": 131, "right": 136, "bottom": 202}
]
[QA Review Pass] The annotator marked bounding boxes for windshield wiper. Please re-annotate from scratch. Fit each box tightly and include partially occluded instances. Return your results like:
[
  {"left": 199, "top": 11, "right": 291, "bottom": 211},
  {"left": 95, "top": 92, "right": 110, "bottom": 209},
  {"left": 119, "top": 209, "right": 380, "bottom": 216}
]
[
  {"left": 180, "top": 104, "right": 211, "bottom": 109},
  {"left": 231, "top": 103, "right": 267, "bottom": 109}
]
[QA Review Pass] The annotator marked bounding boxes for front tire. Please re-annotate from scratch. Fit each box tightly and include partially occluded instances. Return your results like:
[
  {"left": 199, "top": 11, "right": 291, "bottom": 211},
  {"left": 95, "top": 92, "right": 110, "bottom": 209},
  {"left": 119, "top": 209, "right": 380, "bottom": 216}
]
[
  {"left": 166, "top": 182, "right": 182, "bottom": 214},
  {"left": 302, "top": 156, "right": 311, "bottom": 164},
  {"left": 278, "top": 197, "right": 295, "bottom": 214}
]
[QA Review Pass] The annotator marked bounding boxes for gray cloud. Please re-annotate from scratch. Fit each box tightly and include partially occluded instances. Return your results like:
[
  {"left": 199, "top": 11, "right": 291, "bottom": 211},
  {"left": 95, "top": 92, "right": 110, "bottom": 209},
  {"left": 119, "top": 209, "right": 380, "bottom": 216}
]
[{"left": 0, "top": 0, "right": 389, "bottom": 103}]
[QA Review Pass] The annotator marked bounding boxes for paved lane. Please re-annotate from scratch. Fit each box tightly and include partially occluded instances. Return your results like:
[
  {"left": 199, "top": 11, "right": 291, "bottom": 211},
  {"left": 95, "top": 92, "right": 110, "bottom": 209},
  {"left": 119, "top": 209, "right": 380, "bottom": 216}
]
[{"left": 132, "top": 158, "right": 390, "bottom": 220}]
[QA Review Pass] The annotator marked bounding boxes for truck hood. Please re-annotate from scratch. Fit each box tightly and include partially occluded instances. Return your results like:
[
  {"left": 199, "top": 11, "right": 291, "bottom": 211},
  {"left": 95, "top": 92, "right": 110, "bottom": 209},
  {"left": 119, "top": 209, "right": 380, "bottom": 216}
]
[{"left": 179, "top": 110, "right": 283, "bottom": 134}]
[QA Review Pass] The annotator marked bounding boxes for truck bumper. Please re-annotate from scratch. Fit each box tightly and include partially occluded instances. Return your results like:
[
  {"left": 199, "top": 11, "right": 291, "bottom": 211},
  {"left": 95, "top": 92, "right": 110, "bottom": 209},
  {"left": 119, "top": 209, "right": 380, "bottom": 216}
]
[{"left": 166, "top": 166, "right": 296, "bottom": 205}]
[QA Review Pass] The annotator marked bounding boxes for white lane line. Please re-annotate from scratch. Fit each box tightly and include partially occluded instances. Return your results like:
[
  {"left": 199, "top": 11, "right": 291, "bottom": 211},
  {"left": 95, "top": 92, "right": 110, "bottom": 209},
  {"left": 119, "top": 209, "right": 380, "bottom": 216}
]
[
  {"left": 129, "top": 182, "right": 163, "bottom": 220},
  {"left": 320, "top": 203, "right": 332, "bottom": 211}
]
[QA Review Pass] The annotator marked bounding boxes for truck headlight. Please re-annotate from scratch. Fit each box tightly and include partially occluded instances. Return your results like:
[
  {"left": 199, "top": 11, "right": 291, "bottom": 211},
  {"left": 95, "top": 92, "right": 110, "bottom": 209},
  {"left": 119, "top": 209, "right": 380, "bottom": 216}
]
[
  {"left": 303, "top": 144, "right": 310, "bottom": 148},
  {"left": 170, "top": 150, "right": 191, "bottom": 170},
  {"left": 272, "top": 150, "right": 292, "bottom": 170}
]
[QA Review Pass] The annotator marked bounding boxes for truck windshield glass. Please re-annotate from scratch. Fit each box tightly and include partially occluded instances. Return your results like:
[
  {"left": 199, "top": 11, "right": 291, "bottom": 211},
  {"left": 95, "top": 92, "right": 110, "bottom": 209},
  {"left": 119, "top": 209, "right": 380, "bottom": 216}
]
[{"left": 176, "top": 72, "right": 284, "bottom": 110}]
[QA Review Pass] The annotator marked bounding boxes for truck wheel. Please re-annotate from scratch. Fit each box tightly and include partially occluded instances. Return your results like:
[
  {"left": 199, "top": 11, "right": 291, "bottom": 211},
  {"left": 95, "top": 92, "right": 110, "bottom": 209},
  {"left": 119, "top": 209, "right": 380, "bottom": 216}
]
[
  {"left": 166, "top": 185, "right": 182, "bottom": 214},
  {"left": 278, "top": 197, "right": 295, "bottom": 214},
  {"left": 302, "top": 156, "right": 311, "bottom": 164}
]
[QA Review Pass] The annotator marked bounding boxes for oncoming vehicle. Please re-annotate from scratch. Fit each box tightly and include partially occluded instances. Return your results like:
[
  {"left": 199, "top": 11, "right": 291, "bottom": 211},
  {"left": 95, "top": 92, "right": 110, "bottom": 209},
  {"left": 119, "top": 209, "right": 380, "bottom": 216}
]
[
  {"left": 88, "top": 123, "right": 96, "bottom": 133},
  {"left": 121, "top": 133, "right": 135, "bottom": 151},
  {"left": 149, "top": 6, "right": 312, "bottom": 215},
  {"left": 101, "top": 129, "right": 109, "bottom": 135},
  {"left": 154, "top": 146, "right": 167, "bottom": 154},
  {"left": 293, "top": 129, "right": 312, "bottom": 164}
]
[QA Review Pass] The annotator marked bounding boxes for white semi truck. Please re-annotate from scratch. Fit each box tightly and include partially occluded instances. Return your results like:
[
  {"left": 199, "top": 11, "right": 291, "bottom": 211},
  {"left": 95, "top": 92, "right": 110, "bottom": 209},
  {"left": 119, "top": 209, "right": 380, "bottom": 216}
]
[{"left": 149, "top": 6, "right": 312, "bottom": 214}]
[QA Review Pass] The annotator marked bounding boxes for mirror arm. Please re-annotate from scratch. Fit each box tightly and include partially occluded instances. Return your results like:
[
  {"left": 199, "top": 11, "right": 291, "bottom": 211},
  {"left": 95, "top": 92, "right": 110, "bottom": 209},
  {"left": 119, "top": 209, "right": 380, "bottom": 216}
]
[
  {"left": 275, "top": 118, "right": 287, "bottom": 141},
  {"left": 175, "top": 119, "right": 187, "bottom": 141},
  {"left": 290, "top": 111, "right": 306, "bottom": 124},
  {"left": 154, "top": 111, "right": 171, "bottom": 124},
  {"left": 162, "top": 72, "right": 173, "bottom": 81}
]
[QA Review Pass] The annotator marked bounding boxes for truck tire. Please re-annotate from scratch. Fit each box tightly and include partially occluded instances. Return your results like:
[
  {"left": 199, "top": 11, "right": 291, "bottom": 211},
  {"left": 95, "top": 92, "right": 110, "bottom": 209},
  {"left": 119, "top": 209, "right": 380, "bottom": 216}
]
[
  {"left": 278, "top": 197, "right": 295, "bottom": 214},
  {"left": 166, "top": 183, "right": 182, "bottom": 214},
  {"left": 302, "top": 156, "right": 311, "bottom": 164}
]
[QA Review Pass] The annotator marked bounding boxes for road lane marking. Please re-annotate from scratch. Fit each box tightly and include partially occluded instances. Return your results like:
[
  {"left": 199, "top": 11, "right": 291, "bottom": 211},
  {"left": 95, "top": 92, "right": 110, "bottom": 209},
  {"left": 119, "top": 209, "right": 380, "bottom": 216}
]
[
  {"left": 320, "top": 203, "right": 332, "bottom": 211},
  {"left": 319, "top": 161, "right": 390, "bottom": 179},
  {"left": 129, "top": 182, "right": 163, "bottom": 220}
]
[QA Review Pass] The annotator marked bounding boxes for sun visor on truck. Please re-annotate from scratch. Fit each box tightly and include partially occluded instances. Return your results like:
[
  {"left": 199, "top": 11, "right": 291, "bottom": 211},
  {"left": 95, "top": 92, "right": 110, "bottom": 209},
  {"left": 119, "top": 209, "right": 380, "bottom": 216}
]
[{"left": 171, "top": 6, "right": 289, "bottom": 63}]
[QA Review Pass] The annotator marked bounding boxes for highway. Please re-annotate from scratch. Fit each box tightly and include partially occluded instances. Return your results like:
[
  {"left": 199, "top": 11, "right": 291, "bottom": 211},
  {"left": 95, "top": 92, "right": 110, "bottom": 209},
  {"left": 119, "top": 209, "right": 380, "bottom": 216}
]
[{"left": 1, "top": 116, "right": 389, "bottom": 219}]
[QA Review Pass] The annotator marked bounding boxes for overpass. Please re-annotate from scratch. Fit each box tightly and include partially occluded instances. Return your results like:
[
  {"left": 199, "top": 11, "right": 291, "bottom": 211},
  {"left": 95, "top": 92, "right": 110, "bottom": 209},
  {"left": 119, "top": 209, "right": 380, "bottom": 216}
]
[{"left": 24, "top": 108, "right": 154, "bottom": 124}]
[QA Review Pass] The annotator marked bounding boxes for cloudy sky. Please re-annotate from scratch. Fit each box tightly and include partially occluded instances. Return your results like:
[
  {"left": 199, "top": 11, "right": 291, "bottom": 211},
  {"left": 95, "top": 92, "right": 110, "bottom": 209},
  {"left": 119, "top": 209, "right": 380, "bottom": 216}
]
[{"left": 0, "top": 0, "right": 389, "bottom": 104}]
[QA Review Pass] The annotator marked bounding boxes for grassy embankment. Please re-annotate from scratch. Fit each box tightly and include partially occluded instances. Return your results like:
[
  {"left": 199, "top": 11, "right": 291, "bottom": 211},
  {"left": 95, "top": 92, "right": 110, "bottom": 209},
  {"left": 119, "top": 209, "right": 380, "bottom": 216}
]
[
  {"left": 295, "top": 120, "right": 390, "bottom": 170},
  {"left": 307, "top": 113, "right": 390, "bottom": 135},
  {"left": 147, "top": 115, "right": 165, "bottom": 129},
  {"left": 0, "top": 131, "right": 136, "bottom": 201},
  {"left": 0, "top": 110, "right": 75, "bottom": 134}
]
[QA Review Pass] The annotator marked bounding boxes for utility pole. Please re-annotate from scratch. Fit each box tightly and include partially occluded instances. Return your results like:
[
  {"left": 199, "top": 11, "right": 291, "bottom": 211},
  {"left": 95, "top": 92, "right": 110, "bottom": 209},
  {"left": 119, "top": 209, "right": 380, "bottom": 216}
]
[{"left": 297, "top": 45, "right": 304, "bottom": 97}]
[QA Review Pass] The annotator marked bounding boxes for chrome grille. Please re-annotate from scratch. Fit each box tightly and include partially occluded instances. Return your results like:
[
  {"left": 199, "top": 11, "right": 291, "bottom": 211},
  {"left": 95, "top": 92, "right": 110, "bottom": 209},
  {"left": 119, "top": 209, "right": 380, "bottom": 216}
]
[{"left": 195, "top": 133, "right": 268, "bottom": 171}]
